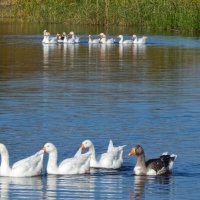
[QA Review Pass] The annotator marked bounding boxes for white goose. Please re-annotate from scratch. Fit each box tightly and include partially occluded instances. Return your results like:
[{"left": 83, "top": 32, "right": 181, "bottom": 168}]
[
  {"left": 42, "top": 143, "right": 91, "bottom": 175},
  {"left": 59, "top": 32, "right": 75, "bottom": 44},
  {"left": 61, "top": 32, "right": 70, "bottom": 44},
  {"left": 99, "top": 33, "right": 115, "bottom": 44},
  {"left": 132, "top": 35, "right": 147, "bottom": 44},
  {"left": 0, "top": 143, "right": 44, "bottom": 177},
  {"left": 81, "top": 140, "right": 126, "bottom": 169},
  {"left": 118, "top": 35, "right": 133, "bottom": 44},
  {"left": 42, "top": 30, "right": 48, "bottom": 43},
  {"left": 42, "top": 30, "right": 57, "bottom": 44},
  {"left": 68, "top": 31, "right": 80, "bottom": 43},
  {"left": 88, "top": 35, "right": 100, "bottom": 44}
]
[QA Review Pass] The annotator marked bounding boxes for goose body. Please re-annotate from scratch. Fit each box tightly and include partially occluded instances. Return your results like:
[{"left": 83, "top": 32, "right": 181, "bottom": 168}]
[
  {"left": 132, "top": 35, "right": 147, "bottom": 44},
  {"left": 61, "top": 32, "right": 70, "bottom": 44},
  {"left": 57, "top": 32, "right": 65, "bottom": 43},
  {"left": 0, "top": 143, "right": 44, "bottom": 177},
  {"left": 68, "top": 31, "right": 80, "bottom": 44},
  {"left": 59, "top": 32, "right": 76, "bottom": 44},
  {"left": 88, "top": 35, "right": 100, "bottom": 44},
  {"left": 81, "top": 140, "right": 126, "bottom": 169},
  {"left": 118, "top": 35, "right": 133, "bottom": 44},
  {"left": 42, "top": 30, "right": 57, "bottom": 44},
  {"left": 42, "top": 30, "right": 48, "bottom": 43},
  {"left": 129, "top": 145, "right": 177, "bottom": 176},
  {"left": 99, "top": 33, "right": 115, "bottom": 44},
  {"left": 42, "top": 143, "right": 91, "bottom": 175}
]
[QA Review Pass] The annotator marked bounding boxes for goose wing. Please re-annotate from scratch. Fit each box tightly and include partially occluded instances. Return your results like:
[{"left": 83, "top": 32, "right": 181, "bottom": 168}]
[
  {"left": 59, "top": 153, "right": 91, "bottom": 174},
  {"left": 146, "top": 153, "right": 177, "bottom": 175},
  {"left": 12, "top": 150, "right": 44, "bottom": 177}
]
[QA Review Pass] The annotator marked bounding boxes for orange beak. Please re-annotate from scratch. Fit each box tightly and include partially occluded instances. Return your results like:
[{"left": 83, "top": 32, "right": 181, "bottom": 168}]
[
  {"left": 81, "top": 144, "right": 85, "bottom": 150},
  {"left": 42, "top": 147, "right": 46, "bottom": 152},
  {"left": 129, "top": 148, "right": 136, "bottom": 156}
]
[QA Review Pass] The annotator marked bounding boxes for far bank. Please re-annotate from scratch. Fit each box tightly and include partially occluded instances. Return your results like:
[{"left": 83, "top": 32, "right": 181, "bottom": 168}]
[{"left": 1, "top": 0, "right": 200, "bottom": 33}]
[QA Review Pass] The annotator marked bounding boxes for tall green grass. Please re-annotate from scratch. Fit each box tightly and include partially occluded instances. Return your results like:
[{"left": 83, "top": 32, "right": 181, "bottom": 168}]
[{"left": 5, "top": 0, "right": 200, "bottom": 32}]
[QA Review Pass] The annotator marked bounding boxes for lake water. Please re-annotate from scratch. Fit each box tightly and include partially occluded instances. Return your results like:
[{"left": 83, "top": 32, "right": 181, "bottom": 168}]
[{"left": 0, "top": 24, "right": 200, "bottom": 200}]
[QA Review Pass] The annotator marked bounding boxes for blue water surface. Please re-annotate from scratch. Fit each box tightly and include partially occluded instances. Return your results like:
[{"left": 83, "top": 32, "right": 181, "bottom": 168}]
[{"left": 0, "top": 31, "right": 200, "bottom": 200}]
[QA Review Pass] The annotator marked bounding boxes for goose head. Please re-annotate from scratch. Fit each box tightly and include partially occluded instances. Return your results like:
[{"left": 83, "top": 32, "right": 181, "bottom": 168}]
[
  {"left": 99, "top": 33, "right": 105, "bottom": 38},
  {"left": 117, "top": 35, "right": 123, "bottom": 39},
  {"left": 69, "top": 31, "right": 75, "bottom": 35},
  {"left": 132, "top": 34, "right": 137, "bottom": 39},
  {"left": 56, "top": 33, "right": 61, "bottom": 38},
  {"left": 81, "top": 140, "right": 93, "bottom": 150},
  {"left": 129, "top": 145, "right": 144, "bottom": 156},
  {"left": 42, "top": 143, "right": 56, "bottom": 153}
]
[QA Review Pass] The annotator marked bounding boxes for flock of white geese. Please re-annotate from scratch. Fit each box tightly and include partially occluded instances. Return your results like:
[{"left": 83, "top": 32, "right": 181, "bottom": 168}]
[
  {"left": 42, "top": 30, "right": 148, "bottom": 45},
  {"left": 0, "top": 140, "right": 177, "bottom": 177}
]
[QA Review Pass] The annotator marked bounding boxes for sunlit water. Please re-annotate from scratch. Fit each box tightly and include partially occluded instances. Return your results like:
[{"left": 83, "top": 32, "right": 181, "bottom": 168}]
[{"left": 0, "top": 25, "right": 200, "bottom": 200}]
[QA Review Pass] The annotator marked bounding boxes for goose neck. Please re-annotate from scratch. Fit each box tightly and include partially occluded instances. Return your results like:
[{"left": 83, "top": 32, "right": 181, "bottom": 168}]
[
  {"left": 89, "top": 144, "right": 96, "bottom": 160},
  {"left": 89, "top": 36, "right": 92, "bottom": 43},
  {"left": 0, "top": 148, "right": 11, "bottom": 173},
  {"left": 47, "top": 149, "right": 58, "bottom": 172},
  {"left": 119, "top": 36, "right": 123, "bottom": 44},
  {"left": 64, "top": 36, "right": 67, "bottom": 42},
  {"left": 136, "top": 153, "right": 146, "bottom": 170}
]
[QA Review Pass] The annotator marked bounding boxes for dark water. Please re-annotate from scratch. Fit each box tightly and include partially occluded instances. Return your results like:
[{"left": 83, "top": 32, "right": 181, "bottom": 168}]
[{"left": 0, "top": 24, "right": 200, "bottom": 199}]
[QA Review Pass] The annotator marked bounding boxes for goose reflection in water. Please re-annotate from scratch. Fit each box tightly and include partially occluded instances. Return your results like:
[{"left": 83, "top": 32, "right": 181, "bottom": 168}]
[
  {"left": 63, "top": 43, "right": 76, "bottom": 58},
  {"left": 132, "top": 44, "right": 147, "bottom": 59},
  {"left": 45, "top": 169, "right": 126, "bottom": 200},
  {"left": 43, "top": 43, "right": 58, "bottom": 67},
  {"left": 130, "top": 175, "right": 174, "bottom": 200},
  {"left": 117, "top": 44, "right": 146, "bottom": 61},
  {"left": 46, "top": 174, "right": 95, "bottom": 200},
  {"left": 63, "top": 44, "right": 80, "bottom": 69},
  {"left": 118, "top": 44, "right": 133, "bottom": 58},
  {"left": 0, "top": 176, "right": 43, "bottom": 199},
  {"left": 99, "top": 44, "right": 116, "bottom": 61}
]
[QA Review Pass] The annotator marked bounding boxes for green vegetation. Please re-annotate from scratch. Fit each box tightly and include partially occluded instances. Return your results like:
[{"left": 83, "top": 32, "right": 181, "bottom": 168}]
[{"left": 1, "top": 0, "right": 200, "bottom": 32}]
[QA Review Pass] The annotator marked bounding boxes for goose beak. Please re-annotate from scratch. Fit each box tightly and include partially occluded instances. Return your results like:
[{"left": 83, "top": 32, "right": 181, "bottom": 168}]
[
  {"left": 129, "top": 148, "right": 135, "bottom": 156},
  {"left": 81, "top": 144, "right": 85, "bottom": 150},
  {"left": 42, "top": 147, "right": 46, "bottom": 152}
]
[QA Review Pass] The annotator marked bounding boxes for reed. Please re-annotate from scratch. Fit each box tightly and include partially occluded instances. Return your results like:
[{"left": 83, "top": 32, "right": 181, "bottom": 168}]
[{"left": 3, "top": 0, "right": 200, "bottom": 32}]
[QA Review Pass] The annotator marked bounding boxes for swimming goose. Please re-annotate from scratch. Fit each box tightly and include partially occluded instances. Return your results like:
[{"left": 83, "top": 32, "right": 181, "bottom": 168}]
[
  {"left": 118, "top": 35, "right": 133, "bottom": 44},
  {"left": 132, "top": 35, "right": 147, "bottom": 44},
  {"left": 81, "top": 140, "right": 126, "bottom": 169},
  {"left": 42, "top": 30, "right": 57, "bottom": 44},
  {"left": 0, "top": 143, "right": 44, "bottom": 177},
  {"left": 68, "top": 31, "right": 80, "bottom": 43},
  {"left": 61, "top": 32, "right": 69, "bottom": 43},
  {"left": 57, "top": 32, "right": 65, "bottom": 43},
  {"left": 42, "top": 143, "right": 91, "bottom": 175},
  {"left": 42, "top": 30, "right": 48, "bottom": 43},
  {"left": 88, "top": 35, "right": 100, "bottom": 44},
  {"left": 129, "top": 145, "right": 177, "bottom": 176},
  {"left": 99, "top": 33, "right": 115, "bottom": 44}
]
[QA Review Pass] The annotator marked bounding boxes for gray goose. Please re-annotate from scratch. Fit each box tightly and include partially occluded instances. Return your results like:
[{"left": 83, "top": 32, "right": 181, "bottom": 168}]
[{"left": 129, "top": 145, "right": 177, "bottom": 176}]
